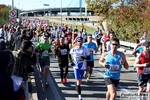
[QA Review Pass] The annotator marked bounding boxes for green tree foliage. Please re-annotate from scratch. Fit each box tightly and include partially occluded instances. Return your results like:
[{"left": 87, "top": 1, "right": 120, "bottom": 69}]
[
  {"left": 86, "top": 0, "right": 150, "bottom": 42},
  {"left": 0, "top": 4, "right": 11, "bottom": 26}
]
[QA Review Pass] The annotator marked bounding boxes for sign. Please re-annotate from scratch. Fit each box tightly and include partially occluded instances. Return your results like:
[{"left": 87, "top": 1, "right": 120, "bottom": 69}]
[
  {"left": 9, "top": 10, "right": 17, "bottom": 18},
  {"left": 9, "top": 17, "right": 17, "bottom": 25},
  {"left": 43, "top": 4, "right": 49, "bottom": 6}
]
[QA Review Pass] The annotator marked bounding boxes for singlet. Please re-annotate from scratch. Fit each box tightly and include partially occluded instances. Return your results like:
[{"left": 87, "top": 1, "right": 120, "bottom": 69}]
[
  {"left": 138, "top": 52, "right": 150, "bottom": 74},
  {"left": 82, "top": 42, "right": 98, "bottom": 61},
  {"left": 104, "top": 51, "right": 122, "bottom": 80},
  {"left": 70, "top": 47, "right": 90, "bottom": 70}
]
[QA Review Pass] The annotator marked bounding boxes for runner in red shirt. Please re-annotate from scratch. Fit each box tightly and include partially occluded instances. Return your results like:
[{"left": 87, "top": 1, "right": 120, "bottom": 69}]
[
  {"left": 65, "top": 29, "right": 72, "bottom": 45},
  {"left": 134, "top": 42, "right": 150, "bottom": 99}
]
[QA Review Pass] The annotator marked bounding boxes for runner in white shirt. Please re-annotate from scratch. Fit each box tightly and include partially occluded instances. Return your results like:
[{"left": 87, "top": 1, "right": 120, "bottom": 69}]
[{"left": 70, "top": 37, "right": 90, "bottom": 100}]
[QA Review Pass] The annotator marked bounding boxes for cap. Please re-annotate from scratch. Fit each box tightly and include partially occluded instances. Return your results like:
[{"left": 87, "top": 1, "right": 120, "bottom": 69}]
[{"left": 76, "top": 37, "right": 83, "bottom": 42}]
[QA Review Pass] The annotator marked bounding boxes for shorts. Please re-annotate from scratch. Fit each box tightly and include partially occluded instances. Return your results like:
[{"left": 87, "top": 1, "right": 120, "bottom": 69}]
[
  {"left": 59, "top": 61, "right": 68, "bottom": 68},
  {"left": 73, "top": 68, "right": 85, "bottom": 80},
  {"left": 104, "top": 78, "right": 120, "bottom": 87},
  {"left": 137, "top": 73, "right": 150, "bottom": 86},
  {"left": 39, "top": 57, "right": 50, "bottom": 68},
  {"left": 87, "top": 61, "right": 94, "bottom": 68},
  {"left": 96, "top": 39, "right": 102, "bottom": 46}
]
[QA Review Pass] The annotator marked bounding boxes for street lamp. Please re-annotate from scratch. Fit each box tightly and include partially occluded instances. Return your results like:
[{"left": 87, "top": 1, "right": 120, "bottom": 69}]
[
  {"left": 39, "top": 1, "right": 50, "bottom": 16},
  {"left": 60, "top": 0, "right": 62, "bottom": 25}
]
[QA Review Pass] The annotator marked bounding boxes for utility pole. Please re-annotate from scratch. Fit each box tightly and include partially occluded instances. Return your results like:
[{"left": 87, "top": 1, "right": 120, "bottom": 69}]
[
  {"left": 12, "top": 0, "right": 14, "bottom": 10},
  {"left": 85, "top": 0, "right": 87, "bottom": 16},
  {"left": 79, "top": 0, "right": 82, "bottom": 16}
]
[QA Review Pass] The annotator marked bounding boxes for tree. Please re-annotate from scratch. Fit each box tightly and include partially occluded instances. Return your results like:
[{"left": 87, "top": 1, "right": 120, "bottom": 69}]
[
  {"left": 86, "top": 0, "right": 150, "bottom": 42},
  {"left": 0, "top": 4, "right": 11, "bottom": 26}
]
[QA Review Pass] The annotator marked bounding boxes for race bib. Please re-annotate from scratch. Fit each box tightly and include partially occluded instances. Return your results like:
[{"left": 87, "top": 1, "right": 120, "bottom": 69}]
[
  {"left": 143, "top": 68, "right": 150, "bottom": 74},
  {"left": 60, "top": 49, "right": 67, "bottom": 55},
  {"left": 68, "top": 35, "right": 71, "bottom": 40},
  {"left": 42, "top": 50, "right": 48, "bottom": 56},
  {"left": 109, "top": 64, "right": 119, "bottom": 73},
  {"left": 76, "top": 56, "right": 84, "bottom": 63},
  {"left": 88, "top": 48, "right": 94, "bottom": 53}
]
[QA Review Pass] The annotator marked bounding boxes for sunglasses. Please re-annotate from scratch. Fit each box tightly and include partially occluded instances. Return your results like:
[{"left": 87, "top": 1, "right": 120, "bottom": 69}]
[
  {"left": 112, "top": 43, "right": 118, "bottom": 46},
  {"left": 77, "top": 41, "right": 81, "bottom": 42}
]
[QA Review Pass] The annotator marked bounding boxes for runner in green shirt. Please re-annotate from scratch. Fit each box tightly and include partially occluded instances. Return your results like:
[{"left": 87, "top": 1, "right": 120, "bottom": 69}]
[{"left": 35, "top": 32, "right": 51, "bottom": 88}]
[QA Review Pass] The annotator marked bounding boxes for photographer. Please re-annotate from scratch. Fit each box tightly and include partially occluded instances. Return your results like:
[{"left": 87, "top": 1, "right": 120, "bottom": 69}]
[{"left": 13, "top": 40, "right": 36, "bottom": 100}]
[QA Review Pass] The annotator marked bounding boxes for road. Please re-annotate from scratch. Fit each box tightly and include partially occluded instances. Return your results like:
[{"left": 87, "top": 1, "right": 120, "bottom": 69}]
[{"left": 29, "top": 43, "right": 150, "bottom": 100}]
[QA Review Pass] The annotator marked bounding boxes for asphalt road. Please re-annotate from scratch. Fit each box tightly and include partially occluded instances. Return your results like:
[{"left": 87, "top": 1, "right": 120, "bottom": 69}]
[{"left": 29, "top": 41, "right": 150, "bottom": 100}]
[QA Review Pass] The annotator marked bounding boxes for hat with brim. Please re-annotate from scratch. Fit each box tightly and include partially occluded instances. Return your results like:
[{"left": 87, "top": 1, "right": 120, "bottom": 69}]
[{"left": 76, "top": 37, "right": 83, "bottom": 42}]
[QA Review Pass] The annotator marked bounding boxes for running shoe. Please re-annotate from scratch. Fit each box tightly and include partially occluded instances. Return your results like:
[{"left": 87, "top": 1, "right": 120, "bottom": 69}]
[
  {"left": 60, "top": 80, "right": 64, "bottom": 84},
  {"left": 86, "top": 78, "right": 90, "bottom": 82},
  {"left": 63, "top": 77, "right": 67, "bottom": 82}
]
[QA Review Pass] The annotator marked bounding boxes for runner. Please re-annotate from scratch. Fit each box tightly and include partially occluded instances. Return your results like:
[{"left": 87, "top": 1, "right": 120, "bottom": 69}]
[
  {"left": 134, "top": 41, "right": 150, "bottom": 100},
  {"left": 82, "top": 28, "right": 88, "bottom": 43},
  {"left": 99, "top": 38, "right": 129, "bottom": 100},
  {"left": 35, "top": 32, "right": 51, "bottom": 88},
  {"left": 70, "top": 37, "right": 90, "bottom": 100},
  {"left": 82, "top": 34, "right": 98, "bottom": 82},
  {"left": 93, "top": 27, "right": 103, "bottom": 54},
  {"left": 105, "top": 31, "right": 116, "bottom": 52},
  {"left": 56, "top": 37, "right": 70, "bottom": 84}
]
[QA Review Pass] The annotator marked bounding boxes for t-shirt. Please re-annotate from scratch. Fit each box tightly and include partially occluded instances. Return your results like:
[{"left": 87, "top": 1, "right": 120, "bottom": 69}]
[
  {"left": 82, "top": 42, "right": 98, "bottom": 61},
  {"left": 56, "top": 44, "right": 70, "bottom": 63},
  {"left": 36, "top": 42, "right": 51, "bottom": 58},
  {"left": 106, "top": 40, "right": 111, "bottom": 51},
  {"left": 70, "top": 47, "right": 90, "bottom": 70},
  {"left": 66, "top": 32, "right": 72, "bottom": 43}
]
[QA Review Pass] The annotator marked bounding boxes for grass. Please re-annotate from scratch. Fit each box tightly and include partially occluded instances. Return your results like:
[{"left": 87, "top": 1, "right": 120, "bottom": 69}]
[{"left": 51, "top": 21, "right": 95, "bottom": 34}]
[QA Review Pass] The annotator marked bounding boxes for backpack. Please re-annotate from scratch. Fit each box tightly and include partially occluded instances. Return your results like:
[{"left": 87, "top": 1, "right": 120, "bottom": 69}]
[{"left": 12, "top": 50, "right": 24, "bottom": 77}]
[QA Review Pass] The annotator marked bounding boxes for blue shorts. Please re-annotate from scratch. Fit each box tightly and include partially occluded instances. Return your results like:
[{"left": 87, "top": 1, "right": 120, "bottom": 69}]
[{"left": 73, "top": 68, "right": 85, "bottom": 80}]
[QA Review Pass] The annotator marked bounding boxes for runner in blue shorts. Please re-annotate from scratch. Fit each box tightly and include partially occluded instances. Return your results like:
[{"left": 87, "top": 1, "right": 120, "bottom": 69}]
[{"left": 70, "top": 37, "right": 90, "bottom": 100}]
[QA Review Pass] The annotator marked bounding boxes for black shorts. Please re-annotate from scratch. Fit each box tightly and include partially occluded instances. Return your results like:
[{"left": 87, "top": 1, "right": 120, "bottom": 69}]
[
  {"left": 104, "top": 78, "right": 120, "bottom": 87},
  {"left": 87, "top": 61, "right": 94, "bottom": 68},
  {"left": 137, "top": 73, "right": 150, "bottom": 86},
  {"left": 58, "top": 61, "right": 68, "bottom": 68},
  {"left": 96, "top": 39, "right": 102, "bottom": 46}
]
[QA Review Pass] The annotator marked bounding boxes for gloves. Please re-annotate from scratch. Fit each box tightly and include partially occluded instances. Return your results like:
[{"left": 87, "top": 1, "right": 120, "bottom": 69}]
[
  {"left": 70, "top": 61, "right": 75, "bottom": 66},
  {"left": 81, "top": 56, "right": 87, "bottom": 60}
]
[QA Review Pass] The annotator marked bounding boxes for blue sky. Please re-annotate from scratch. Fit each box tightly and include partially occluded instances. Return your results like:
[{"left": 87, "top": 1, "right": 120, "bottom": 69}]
[{"left": 0, "top": 0, "right": 86, "bottom": 10}]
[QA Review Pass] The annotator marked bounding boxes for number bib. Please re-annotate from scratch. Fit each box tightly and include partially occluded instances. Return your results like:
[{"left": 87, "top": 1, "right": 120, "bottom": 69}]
[
  {"left": 88, "top": 48, "right": 94, "bottom": 53},
  {"left": 42, "top": 50, "right": 48, "bottom": 56},
  {"left": 67, "top": 35, "right": 71, "bottom": 40},
  {"left": 143, "top": 68, "right": 150, "bottom": 74},
  {"left": 109, "top": 64, "right": 119, "bottom": 73},
  {"left": 60, "top": 49, "right": 67, "bottom": 55},
  {"left": 76, "top": 56, "right": 84, "bottom": 63}
]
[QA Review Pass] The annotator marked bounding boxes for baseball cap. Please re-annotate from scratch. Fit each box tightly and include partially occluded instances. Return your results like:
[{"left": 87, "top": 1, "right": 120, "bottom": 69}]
[{"left": 76, "top": 37, "right": 83, "bottom": 42}]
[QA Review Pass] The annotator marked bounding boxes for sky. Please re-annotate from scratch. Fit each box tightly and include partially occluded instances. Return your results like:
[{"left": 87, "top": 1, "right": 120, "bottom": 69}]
[{"left": 0, "top": 0, "right": 86, "bottom": 10}]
